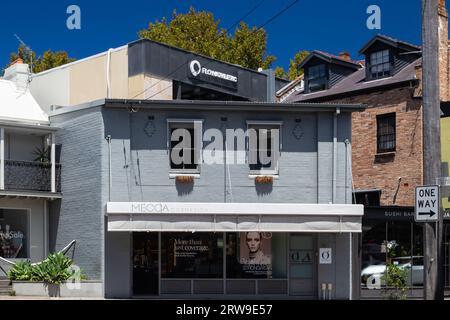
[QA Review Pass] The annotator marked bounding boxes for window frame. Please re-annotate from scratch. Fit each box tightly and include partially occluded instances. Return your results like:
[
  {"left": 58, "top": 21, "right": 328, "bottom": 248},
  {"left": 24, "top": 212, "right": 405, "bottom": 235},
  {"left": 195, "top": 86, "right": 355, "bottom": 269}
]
[
  {"left": 306, "top": 64, "right": 328, "bottom": 93},
  {"left": 246, "top": 121, "right": 283, "bottom": 176},
  {"left": 376, "top": 113, "right": 396, "bottom": 154},
  {"left": 367, "top": 49, "right": 393, "bottom": 80},
  {"left": 167, "top": 119, "right": 204, "bottom": 175}
]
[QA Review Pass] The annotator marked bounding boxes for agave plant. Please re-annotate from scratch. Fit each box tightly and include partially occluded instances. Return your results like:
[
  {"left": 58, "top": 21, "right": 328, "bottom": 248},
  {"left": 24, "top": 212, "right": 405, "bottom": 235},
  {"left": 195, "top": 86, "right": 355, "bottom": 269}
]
[
  {"left": 8, "top": 260, "right": 33, "bottom": 281},
  {"left": 8, "top": 252, "right": 83, "bottom": 285},
  {"left": 33, "top": 146, "right": 50, "bottom": 164}
]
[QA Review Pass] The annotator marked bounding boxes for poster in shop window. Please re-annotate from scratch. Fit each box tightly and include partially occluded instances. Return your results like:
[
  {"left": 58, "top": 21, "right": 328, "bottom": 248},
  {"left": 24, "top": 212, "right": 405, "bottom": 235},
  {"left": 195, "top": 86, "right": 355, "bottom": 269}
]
[{"left": 239, "top": 232, "right": 272, "bottom": 276}]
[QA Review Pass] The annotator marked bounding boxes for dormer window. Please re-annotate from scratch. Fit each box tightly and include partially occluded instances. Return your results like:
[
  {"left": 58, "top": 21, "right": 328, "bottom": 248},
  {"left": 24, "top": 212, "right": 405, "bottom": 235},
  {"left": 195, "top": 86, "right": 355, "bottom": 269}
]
[
  {"left": 307, "top": 64, "right": 327, "bottom": 92},
  {"left": 368, "top": 49, "right": 392, "bottom": 80}
]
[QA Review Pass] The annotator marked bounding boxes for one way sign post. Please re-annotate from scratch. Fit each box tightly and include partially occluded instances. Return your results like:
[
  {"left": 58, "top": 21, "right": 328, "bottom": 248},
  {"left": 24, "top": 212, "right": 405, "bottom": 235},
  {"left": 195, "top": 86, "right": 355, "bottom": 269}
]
[{"left": 415, "top": 185, "right": 439, "bottom": 222}]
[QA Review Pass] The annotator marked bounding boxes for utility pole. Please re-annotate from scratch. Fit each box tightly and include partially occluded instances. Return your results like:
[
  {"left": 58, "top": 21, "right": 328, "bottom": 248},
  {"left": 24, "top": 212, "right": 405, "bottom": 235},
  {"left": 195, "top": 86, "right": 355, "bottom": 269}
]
[{"left": 422, "top": 0, "right": 444, "bottom": 300}]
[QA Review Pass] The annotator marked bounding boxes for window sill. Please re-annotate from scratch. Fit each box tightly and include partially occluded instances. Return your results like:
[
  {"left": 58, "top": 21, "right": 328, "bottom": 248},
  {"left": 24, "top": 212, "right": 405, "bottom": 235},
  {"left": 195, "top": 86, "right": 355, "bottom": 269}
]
[
  {"left": 169, "top": 173, "right": 200, "bottom": 179},
  {"left": 375, "top": 151, "right": 396, "bottom": 156},
  {"left": 248, "top": 174, "right": 279, "bottom": 179}
]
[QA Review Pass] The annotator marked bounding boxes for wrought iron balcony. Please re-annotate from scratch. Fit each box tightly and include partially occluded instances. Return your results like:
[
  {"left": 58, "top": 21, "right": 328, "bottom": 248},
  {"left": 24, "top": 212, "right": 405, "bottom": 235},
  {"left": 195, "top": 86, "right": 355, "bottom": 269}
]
[{"left": 4, "top": 160, "right": 61, "bottom": 193}]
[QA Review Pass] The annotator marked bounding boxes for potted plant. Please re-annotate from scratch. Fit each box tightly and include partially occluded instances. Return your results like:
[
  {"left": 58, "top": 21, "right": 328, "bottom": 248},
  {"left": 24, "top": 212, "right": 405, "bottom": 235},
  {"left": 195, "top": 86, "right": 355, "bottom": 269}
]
[
  {"left": 255, "top": 176, "right": 273, "bottom": 184},
  {"left": 176, "top": 175, "right": 195, "bottom": 183},
  {"left": 8, "top": 252, "right": 87, "bottom": 297}
]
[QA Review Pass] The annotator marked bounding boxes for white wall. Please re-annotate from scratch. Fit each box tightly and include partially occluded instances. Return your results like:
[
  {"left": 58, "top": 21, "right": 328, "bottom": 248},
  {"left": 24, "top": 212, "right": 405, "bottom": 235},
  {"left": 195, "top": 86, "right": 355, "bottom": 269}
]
[{"left": 30, "top": 68, "right": 70, "bottom": 113}]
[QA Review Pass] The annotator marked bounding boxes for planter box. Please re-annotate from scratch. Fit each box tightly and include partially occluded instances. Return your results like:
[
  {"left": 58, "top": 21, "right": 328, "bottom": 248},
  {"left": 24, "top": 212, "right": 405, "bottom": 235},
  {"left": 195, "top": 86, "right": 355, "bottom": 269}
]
[{"left": 12, "top": 281, "right": 102, "bottom": 297}]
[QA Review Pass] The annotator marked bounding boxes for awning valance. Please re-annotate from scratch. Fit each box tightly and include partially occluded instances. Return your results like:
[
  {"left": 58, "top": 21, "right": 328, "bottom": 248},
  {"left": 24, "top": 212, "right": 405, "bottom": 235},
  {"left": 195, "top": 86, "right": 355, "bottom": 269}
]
[{"left": 106, "top": 202, "right": 363, "bottom": 233}]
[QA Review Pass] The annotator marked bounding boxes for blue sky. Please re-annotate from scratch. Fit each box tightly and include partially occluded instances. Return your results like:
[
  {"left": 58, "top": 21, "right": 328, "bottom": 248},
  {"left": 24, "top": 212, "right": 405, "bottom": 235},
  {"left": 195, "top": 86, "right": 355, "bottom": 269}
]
[{"left": 0, "top": 0, "right": 422, "bottom": 71}]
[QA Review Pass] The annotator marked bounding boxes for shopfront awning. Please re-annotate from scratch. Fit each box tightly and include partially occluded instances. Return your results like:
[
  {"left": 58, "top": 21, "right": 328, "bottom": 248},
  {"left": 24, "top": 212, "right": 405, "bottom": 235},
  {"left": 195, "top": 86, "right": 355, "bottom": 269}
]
[{"left": 106, "top": 202, "right": 363, "bottom": 233}]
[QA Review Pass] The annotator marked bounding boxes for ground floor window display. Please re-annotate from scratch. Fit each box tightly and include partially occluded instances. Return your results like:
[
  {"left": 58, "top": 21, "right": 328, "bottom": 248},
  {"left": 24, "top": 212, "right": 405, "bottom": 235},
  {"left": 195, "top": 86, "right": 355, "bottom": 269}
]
[
  {"left": 0, "top": 209, "right": 28, "bottom": 259},
  {"left": 132, "top": 232, "right": 315, "bottom": 296}
]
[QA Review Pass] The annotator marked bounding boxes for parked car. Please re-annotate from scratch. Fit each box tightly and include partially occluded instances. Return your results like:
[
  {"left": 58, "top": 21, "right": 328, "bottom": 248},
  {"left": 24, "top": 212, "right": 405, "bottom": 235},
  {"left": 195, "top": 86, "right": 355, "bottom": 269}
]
[{"left": 361, "top": 256, "right": 424, "bottom": 288}]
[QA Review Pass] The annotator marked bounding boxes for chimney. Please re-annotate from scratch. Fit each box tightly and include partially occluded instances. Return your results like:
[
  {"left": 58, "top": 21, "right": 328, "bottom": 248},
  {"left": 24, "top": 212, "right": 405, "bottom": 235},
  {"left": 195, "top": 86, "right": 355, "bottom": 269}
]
[
  {"left": 338, "top": 52, "right": 351, "bottom": 61},
  {"left": 3, "top": 58, "right": 30, "bottom": 91},
  {"left": 438, "top": 0, "right": 449, "bottom": 101}
]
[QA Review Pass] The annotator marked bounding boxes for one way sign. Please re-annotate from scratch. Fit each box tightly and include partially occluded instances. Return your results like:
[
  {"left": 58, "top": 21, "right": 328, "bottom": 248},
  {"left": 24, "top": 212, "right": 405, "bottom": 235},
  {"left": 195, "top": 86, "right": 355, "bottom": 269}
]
[{"left": 415, "top": 185, "right": 439, "bottom": 222}]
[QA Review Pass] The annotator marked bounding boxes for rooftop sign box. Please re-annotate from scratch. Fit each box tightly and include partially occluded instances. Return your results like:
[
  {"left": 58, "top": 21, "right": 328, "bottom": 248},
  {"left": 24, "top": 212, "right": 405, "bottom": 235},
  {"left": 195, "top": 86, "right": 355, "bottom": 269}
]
[{"left": 189, "top": 60, "right": 238, "bottom": 89}]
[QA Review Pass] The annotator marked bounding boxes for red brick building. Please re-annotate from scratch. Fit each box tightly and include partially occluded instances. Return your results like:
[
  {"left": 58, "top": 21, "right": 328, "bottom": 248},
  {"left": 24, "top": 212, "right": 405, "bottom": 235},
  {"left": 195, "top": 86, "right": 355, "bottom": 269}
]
[{"left": 282, "top": 0, "right": 450, "bottom": 294}]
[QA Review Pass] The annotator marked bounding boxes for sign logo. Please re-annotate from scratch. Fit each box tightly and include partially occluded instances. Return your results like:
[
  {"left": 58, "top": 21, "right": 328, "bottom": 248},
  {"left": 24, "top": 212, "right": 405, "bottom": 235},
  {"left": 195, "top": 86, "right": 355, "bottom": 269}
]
[
  {"left": 189, "top": 60, "right": 202, "bottom": 77},
  {"left": 188, "top": 60, "right": 238, "bottom": 84},
  {"left": 319, "top": 248, "right": 332, "bottom": 264},
  {"left": 415, "top": 185, "right": 439, "bottom": 222}
]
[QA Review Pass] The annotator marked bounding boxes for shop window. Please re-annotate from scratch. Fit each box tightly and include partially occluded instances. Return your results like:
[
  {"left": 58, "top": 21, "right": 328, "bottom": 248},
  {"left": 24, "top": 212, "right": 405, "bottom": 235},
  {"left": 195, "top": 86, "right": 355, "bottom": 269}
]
[
  {"left": 361, "top": 219, "right": 387, "bottom": 287},
  {"left": 376, "top": 113, "right": 396, "bottom": 153},
  {"left": 161, "top": 233, "right": 223, "bottom": 278},
  {"left": 247, "top": 122, "right": 282, "bottom": 175},
  {"left": 0, "top": 209, "right": 28, "bottom": 259},
  {"left": 167, "top": 120, "right": 203, "bottom": 173},
  {"left": 226, "top": 232, "right": 286, "bottom": 279}
]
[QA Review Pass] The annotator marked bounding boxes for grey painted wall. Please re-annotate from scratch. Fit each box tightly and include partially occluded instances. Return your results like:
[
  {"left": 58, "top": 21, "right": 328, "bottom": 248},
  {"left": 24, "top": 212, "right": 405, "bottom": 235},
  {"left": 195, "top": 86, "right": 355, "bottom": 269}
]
[
  {"left": 50, "top": 107, "right": 106, "bottom": 283},
  {"left": 103, "top": 108, "right": 352, "bottom": 204},
  {"left": 50, "top": 104, "right": 354, "bottom": 297}
]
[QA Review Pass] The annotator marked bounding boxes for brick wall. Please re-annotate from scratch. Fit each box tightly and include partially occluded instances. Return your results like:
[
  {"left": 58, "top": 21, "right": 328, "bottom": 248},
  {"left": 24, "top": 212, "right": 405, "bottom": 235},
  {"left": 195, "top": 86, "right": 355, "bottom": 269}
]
[
  {"left": 326, "top": 87, "right": 423, "bottom": 206},
  {"left": 439, "top": 1, "right": 449, "bottom": 101}
]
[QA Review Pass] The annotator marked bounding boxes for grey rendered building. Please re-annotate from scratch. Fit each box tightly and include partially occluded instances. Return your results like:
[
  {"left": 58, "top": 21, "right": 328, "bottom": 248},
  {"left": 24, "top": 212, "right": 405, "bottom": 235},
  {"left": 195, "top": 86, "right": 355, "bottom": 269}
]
[{"left": 33, "top": 39, "right": 365, "bottom": 299}]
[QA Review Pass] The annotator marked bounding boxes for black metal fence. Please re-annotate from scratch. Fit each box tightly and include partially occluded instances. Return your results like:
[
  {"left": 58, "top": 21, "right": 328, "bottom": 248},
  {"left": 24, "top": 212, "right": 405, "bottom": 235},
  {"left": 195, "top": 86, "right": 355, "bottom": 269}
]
[{"left": 4, "top": 160, "right": 61, "bottom": 192}]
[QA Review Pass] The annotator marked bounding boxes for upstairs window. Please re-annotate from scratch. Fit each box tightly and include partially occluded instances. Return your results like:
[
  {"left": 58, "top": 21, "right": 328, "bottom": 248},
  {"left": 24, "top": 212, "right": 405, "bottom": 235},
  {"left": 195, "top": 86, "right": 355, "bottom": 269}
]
[
  {"left": 247, "top": 122, "right": 282, "bottom": 175},
  {"left": 368, "top": 49, "right": 391, "bottom": 79},
  {"left": 376, "top": 113, "right": 396, "bottom": 153},
  {"left": 307, "top": 64, "right": 327, "bottom": 92},
  {"left": 168, "top": 120, "right": 203, "bottom": 173}
]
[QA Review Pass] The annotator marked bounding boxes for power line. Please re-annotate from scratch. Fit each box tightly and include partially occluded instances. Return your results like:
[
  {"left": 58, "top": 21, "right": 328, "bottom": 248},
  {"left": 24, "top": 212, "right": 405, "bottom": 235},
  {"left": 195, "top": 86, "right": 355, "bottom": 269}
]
[
  {"left": 130, "top": 0, "right": 267, "bottom": 99},
  {"left": 144, "top": 0, "right": 299, "bottom": 101}
]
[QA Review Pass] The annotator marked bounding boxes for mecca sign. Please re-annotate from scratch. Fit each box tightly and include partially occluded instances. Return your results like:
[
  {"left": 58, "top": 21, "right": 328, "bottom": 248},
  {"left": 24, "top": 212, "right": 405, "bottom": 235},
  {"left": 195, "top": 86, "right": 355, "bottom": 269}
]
[{"left": 415, "top": 185, "right": 439, "bottom": 222}]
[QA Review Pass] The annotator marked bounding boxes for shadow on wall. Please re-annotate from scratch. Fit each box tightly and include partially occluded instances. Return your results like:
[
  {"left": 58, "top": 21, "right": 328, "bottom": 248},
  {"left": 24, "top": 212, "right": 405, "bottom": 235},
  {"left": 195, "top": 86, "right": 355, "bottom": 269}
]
[
  {"left": 374, "top": 153, "right": 395, "bottom": 164},
  {"left": 48, "top": 199, "right": 62, "bottom": 253},
  {"left": 176, "top": 181, "right": 194, "bottom": 196},
  {"left": 255, "top": 181, "right": 273, "bottom": 196}
]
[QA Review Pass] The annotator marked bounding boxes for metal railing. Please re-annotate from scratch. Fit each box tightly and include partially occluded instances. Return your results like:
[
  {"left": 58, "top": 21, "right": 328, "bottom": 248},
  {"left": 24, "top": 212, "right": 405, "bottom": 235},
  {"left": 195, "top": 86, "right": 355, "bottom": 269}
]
[{"left": 4, "top": 160, "right": 61, "bottom": 192}]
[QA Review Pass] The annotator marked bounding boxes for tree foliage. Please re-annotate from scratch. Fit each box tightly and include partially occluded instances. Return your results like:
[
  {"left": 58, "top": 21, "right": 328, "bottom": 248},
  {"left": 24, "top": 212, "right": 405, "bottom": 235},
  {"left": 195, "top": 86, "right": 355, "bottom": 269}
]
[
  {"left": 8, "top": 45, "right": 75, "bottom": 74},
  {"left": 139, "top": 7, "right": 276, "bottom": 70},
  {"left": 275, "top": 50, "right": 310, "bottom": 81}
]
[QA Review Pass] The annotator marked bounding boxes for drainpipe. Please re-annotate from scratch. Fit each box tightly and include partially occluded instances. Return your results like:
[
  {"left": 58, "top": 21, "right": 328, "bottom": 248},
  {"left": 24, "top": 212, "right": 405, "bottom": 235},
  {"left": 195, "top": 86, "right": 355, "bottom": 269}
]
[
  {"left": 349, "top": 233, "right": 352, "bottom": 300},
  {"left": 106, "top": 135, "right": 112, "bottom": 201},
  {"left": 333, "top": 108, "right": 340, "bottom": 203},
  {"left": 106, "top": 49, "right": 112, "bottom": 99},
  {"left": 51, "top": 132, "right": 56, "bottom": 193}
]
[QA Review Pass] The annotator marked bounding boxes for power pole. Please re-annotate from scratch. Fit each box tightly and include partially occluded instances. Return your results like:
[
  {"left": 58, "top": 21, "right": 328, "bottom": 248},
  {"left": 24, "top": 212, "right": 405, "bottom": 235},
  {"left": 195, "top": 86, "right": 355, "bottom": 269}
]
[{"left": 422, "top": 0, "right": 444, "bottom": 300}]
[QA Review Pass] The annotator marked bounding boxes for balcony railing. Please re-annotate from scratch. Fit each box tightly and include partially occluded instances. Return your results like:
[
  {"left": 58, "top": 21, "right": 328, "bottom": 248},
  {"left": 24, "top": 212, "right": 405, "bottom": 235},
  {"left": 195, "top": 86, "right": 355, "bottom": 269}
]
[{"left": 4, "top": 160, "right": 61, "bottom": 192}]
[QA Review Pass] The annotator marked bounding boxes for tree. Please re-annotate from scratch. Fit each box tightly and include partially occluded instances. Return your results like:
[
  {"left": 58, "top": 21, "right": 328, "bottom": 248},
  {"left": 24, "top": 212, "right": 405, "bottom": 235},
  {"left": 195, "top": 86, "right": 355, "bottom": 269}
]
[
  {"left": 139, "top": 7, "right": 276, "bottom": 70},
  {"left": 275, "top": 66, "right": 286, "bottom": 79},
  {"left": 8, "top": 45, "right": 75, "bottom": 73},
  {"left": 273, "top": 50, "right": 310, "bottom": 81},
  {"left": 286, "top": 50, "right": 309, "bottom": 80}
]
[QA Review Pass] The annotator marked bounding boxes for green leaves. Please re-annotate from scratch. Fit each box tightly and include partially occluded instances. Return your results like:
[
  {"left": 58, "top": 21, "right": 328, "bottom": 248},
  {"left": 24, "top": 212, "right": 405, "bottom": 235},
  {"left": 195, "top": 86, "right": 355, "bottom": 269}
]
[
  {"left": 139, "top": 7, "right": 275, "bottom": 70},
  {"left": 7, "top": 45, "right": 75, "bottom": 74},
  {"left": 8, "top": 253, "right": 85, "bottom": 285},
  {"left": 382, "top": 263, "right": 408, "bottom": 300},
  {"left": 8, "top": 260, "right": 33, "bottom": 281}
]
